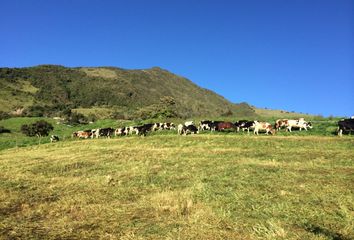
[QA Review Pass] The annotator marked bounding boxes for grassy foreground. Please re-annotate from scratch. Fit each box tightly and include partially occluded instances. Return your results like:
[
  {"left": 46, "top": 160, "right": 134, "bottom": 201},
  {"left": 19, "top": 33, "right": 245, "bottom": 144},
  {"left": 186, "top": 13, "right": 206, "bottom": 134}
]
[{"left": 0, "top": 135, "right": 353, "bottom": 239}]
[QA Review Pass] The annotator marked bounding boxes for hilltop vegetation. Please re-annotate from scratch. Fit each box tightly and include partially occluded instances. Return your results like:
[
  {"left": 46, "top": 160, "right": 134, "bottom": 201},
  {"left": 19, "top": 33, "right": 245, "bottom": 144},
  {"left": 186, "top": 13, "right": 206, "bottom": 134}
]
[{"left": 0, "top": 65, "right": 257, "bottom": 119}]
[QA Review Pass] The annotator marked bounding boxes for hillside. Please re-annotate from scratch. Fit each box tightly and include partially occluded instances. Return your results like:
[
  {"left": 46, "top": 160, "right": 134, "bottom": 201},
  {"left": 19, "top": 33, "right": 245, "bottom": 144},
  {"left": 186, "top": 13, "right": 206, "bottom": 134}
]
[
  {"left": 0, "top": 65, "right": 256, "bottom": 119},
  {"left": 1, "top": 135, "right": 353, "bottom": 239}
]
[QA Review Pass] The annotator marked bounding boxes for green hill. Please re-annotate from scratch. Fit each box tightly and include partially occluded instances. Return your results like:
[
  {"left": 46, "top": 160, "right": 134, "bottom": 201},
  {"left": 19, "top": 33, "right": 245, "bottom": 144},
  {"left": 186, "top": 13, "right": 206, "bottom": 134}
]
[{"left": 0, "top": 65, "right": 256, "bottom": 119}]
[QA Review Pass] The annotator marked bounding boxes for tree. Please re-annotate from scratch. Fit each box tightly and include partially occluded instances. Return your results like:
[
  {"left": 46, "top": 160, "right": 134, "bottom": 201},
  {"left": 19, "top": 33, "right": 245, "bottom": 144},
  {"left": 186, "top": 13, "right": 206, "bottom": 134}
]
[{"left": 21, "top": 120, "right": 54, "bottom": 137}]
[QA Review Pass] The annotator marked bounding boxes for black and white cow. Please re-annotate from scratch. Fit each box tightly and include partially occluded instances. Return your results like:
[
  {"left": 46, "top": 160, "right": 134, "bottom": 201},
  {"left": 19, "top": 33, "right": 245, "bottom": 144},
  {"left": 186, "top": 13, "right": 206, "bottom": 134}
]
[
  {"left": 199, "top": 120, "right": 213, "bottom": 131},
  {"left": 94, "top": 128, "right": 115, "bottom": 138},
  {"left": 135, "top": 123, "right": 155, "bottom": 136},
  {"left": 235, "top": 120, "right": 255, "bottom": 133},
  {"left": 50, "top": 135, "right": 59, "bottom": 142},
  {"left": 337, "top": 118, "right": 354, "bottom": 136},
  {"left": 285, "top": 119, "right": 312, "bottom": 132},
  {"left": 178, "top": 124, "right": 199, "bottom": 135},
  {"left": 153, "top": 122, "right": 176, "bottom": 131},
  {"left": 198, "top": 120, "right": 223, "bottom": 131}
]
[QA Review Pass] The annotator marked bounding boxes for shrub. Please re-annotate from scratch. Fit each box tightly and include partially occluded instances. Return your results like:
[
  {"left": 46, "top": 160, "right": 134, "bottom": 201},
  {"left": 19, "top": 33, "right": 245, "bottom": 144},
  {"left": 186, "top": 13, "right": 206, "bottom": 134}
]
[
  {"left": 0, "top": 111, "right": 10, "bottom": 120},
  {"left": 21, "top": 120, "right": 54, "bottom": 137},
  {"left": 66, "top": 112, "right": 88, "bottom": 125},
  {"left": 0, "top": 126, "right": 11, "bottom": 134}
]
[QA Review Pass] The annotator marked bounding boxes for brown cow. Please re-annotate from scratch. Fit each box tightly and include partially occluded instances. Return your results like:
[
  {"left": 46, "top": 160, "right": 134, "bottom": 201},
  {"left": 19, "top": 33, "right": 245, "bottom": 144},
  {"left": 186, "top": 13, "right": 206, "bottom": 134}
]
[
  {"left": 217, "top": 122, "right": 236, "bottom": 131},
  {"left": 254, "top": 121, "right": 275, "bottom": 135},
  {"left": 275, "top": 119, "right": 288, "bottom": 131},
  {"left": 72, "top": 130, "right": 92, "bottom": 139}
]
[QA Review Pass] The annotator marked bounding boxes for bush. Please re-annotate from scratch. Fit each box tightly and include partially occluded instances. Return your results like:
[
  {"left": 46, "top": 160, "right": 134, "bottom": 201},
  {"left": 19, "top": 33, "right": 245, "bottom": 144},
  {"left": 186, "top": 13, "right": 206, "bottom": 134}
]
[
  {"left": 66, "top": 112, "right": 88, "bottom": 125},
  {"left": 0, "top": 111, "right": 10, "bottom": 120},
  {"left": 21, "top": 120, "right": 54, "bottom": 137},
  {"left": 0, "top": 126, "right": 11, "bottom": 134}
]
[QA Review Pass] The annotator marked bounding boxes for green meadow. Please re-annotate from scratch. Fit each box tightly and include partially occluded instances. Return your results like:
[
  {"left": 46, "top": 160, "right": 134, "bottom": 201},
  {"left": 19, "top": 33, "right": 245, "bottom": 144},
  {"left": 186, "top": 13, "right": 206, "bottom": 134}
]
[{"left": 0, "top": 119, "right": 353, "bottom": 239}]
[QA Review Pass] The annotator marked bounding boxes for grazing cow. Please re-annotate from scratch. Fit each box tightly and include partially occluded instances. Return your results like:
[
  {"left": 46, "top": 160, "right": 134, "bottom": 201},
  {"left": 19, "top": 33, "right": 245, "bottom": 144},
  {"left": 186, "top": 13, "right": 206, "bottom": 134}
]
[
  {"left": 199, "top": 120, "right": 223, "bottom": 131},
  {"left": 337, "top": 118, "right": 354, "bottom": 136},
  {"left": 286, "top": 120, "right": 312, "bottom": 132},
  {"left": 153, "top": 122, "right": 176, "bottom": 131},
  {"left": 274, "top": 119, "right": 289, "bottom": 131},
  {"left": 135, "top": 123, "right": 155, "bottom": 136},
  {"left": 74, "top": 130, "right": 92, "bottom": 139},
  {"left": 115, "top": 127, "right": 128, "bottom": 136},
  {"left": 199, "top": 120, "right": 213, "bottom": 131},
  {"left": 180, "top": 125, "right": 199, "bottom": 135},
  {"left": 235, "top": 120, "right": 255, "bottom": 133},
  {"left": 50, "top": 135, "right": 59, "bottom": 142},
  {"left": 184, "top": 121, "right": 194, "bottom": 127},
  {"left": 71, "top": 131, "right": 78, "bottom": 138},
  {"left": 199, "top": 120, "right": 224, "bottom": 131},
  {"left": 177, "top": 124, "right": 184, "bottom": 135},
  {"left": 210, "top": 121, "right": 223, "bottom": 131},
  {"left": 125, "top": 126, "right": 140, "bottom": 135},
  {"left": 91, "top": 129, "right": 98, "bottom": 138},
  {"left": 152, "top": 123, "right": 162, "bottom": 131},
  {"left": 216, "top": 122, "right": 236, "bottom": 131},
  {"left": 163, "top": 122, "right": 175, "bottom": 130},
  {"left": 254, "top": 121, "right": 275, "bottom": 135},
  {"left": 96, "top": 128, "right": 115, "bottom": 138}
]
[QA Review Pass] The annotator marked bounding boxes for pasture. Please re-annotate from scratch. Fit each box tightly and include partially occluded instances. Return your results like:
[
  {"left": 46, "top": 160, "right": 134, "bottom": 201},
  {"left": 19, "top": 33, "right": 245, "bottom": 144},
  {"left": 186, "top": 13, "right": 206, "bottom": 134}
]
[{"left": 0, "top": 134, "right": 353, "bottom": 239}]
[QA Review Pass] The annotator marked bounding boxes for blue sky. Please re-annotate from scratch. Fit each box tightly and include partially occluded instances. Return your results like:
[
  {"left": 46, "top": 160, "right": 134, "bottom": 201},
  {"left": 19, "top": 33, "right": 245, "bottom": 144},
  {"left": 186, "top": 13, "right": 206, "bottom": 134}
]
[{"left": 0, "top": 0, "right": 353, "bottom": 117}]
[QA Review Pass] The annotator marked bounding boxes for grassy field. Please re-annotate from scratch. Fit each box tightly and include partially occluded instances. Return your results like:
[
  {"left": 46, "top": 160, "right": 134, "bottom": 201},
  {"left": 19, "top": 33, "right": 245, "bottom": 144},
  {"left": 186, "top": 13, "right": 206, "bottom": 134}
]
[{"left": 0, "top": 134, "right": 353, "bottom": 239}]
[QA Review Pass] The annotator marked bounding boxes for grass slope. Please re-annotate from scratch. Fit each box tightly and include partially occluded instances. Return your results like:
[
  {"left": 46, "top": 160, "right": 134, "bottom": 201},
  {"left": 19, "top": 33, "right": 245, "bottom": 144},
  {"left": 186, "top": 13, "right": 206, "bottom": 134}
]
[
  {"left": 0, "top": 65, "right": 257, "bottom": 118},
  {"left": 0, "top": 135, "right": 353, "bottom": 239}
]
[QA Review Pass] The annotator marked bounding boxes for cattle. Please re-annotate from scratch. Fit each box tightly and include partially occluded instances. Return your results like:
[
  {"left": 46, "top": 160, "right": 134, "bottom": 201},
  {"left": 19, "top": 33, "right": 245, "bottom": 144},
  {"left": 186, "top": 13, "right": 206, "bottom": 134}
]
[
  {"left": 198, "top": 120, "right": 223, "bottom": 131},
  {"left": 216, "top": 122, "right": 236, "bottom": 131},
  {"left": 163, "top": 122, "right": 175, "bottom": 130},
  {"left": 274, "top": 119, "right": 289, "bottom": 131},
  {"left": 96, "top": 128, "right": 115, "bottom": 138},
  {"left": 235, "top": 120, "right": 255, "bottom": 133},
  {"left": 199, "top": 120, "right": 213, "bottom": 131},
  {"left": 115, "top": 127, "right": 129, "bottom": 136},
  {"left": 125, "top": 126, "right": 140, "bottom": 135},
  {"left": 184, "top": 121, "right": 195, "bottom": 127},
  {"left": 152, "top": 123, "right": 163, "bottom": 131},
  {"left": 73, "top": 130, "right": 92, "bottom": 139},
  {"left": 177, "top": 124, "right": 184, "bottom": 135},
  {"left": 253, "top": 121, "right": 275, "bottom": 135},
  {"left": 135, "top": 123, "right": 155, "bottom": 136},
  {"left": 286, "top": 119, "right": 312, "bottom": 132},
  {"left": 178, "top": 121, "right": 199, "bottom": 135},
  {"left": 337, "top": 118, "right": 354, "bottom": 136},
  {"left": 91, "top": 129, "right": 98, "bottom": 138},
  {"left": 179, "top": 124, "right": 199, "bottom": 135},
  {"left": 50, "top": 135, "right": 59, "bottom": 142},
  {"left": 153, "top": 122, "right": 176, "bottom": 131}
]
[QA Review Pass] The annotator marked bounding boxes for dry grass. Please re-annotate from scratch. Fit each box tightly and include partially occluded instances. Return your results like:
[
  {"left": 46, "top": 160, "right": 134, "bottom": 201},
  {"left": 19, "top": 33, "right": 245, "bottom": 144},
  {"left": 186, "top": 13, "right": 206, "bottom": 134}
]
[
  {"left": 80, "top": 68, "right": 118, "bottom": 79},
  {"left": 0, "top": 135, "right": 353, "bottom": 239}
]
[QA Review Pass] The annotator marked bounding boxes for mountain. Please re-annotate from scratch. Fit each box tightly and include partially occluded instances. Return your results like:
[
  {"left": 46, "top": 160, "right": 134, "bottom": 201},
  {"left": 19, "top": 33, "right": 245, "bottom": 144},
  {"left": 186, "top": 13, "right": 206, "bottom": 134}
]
[{"left": 0, "top": 65, "right": 257, "bottom": 119}]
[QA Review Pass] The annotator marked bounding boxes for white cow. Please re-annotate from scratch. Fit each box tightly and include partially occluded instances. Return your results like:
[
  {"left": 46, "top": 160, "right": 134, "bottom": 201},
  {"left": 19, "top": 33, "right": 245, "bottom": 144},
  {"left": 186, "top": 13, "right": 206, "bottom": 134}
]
[
  {"left": 253, "top": 121, "right": 275, "bottom": 135},
  {"left": 286, "top": 119, "right": 312, "bottom": 132}
]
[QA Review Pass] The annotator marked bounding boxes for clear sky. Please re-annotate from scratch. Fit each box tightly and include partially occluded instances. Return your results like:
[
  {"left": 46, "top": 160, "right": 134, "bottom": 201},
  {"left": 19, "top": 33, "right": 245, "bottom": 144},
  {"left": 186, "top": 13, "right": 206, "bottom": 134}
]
[{"left": 0, "top": 0, "right": 353, "bottom": 117}]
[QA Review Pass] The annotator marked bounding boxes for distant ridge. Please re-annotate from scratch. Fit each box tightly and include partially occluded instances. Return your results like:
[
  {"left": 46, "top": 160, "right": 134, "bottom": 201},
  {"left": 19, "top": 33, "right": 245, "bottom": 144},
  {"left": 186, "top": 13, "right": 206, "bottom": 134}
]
[{"left": 0, "top": 65, "right": 257, "bottom": 118}]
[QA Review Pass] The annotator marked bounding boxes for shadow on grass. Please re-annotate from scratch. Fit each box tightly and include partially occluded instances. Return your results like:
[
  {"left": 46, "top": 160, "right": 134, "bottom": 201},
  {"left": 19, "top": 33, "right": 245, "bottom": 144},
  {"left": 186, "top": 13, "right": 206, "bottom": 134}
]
[{"left": 304, "top": 223, "right": 350, "bottom": 240}]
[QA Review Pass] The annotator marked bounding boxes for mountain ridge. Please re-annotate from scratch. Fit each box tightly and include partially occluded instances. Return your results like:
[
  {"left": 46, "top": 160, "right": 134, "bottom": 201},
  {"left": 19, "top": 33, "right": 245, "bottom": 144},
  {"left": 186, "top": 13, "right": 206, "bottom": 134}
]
[{"left": 0, "top": 65, "right": 257, "bottom": 119}]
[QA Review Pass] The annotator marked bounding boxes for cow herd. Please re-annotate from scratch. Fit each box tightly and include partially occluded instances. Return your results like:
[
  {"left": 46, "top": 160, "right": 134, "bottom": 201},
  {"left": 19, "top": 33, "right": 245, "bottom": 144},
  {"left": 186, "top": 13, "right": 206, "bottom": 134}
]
[
  {"left": 50, "top": 117, "right": 353, "bottom": 142},
  {"left": 71, "top": 122, "right": 176, "bottom": 139},
  {"left": 179, "top": 118, "right": 313, "bottom": 136}
]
